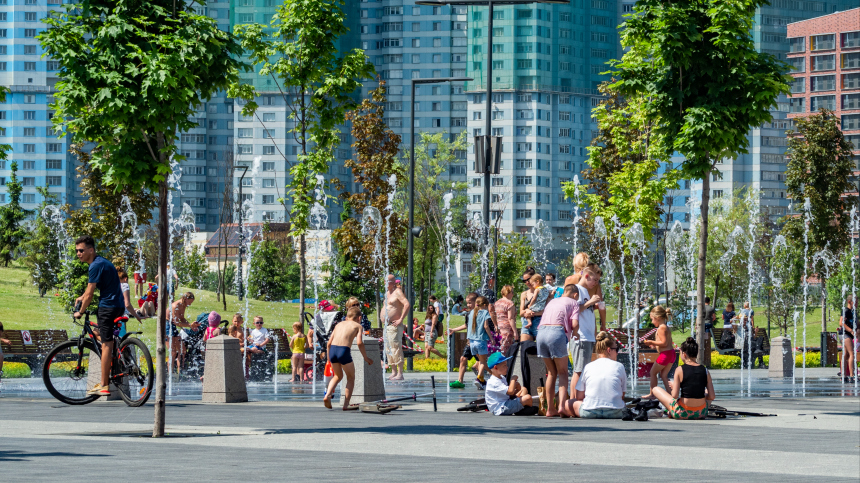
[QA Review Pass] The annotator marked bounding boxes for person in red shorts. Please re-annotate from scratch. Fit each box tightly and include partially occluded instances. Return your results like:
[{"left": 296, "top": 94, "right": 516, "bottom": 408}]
[{"left": 643, "top": 305, "right": 674, "bottom": 399}]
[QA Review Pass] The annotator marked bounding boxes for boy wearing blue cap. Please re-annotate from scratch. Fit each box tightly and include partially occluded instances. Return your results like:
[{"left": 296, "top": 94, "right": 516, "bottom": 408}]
[{"left": 485, "top": 352, "right": 534, "bottom": 415}]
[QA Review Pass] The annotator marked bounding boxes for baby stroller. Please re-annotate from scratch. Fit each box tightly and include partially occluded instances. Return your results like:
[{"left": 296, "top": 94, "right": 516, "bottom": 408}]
[{"left": 304, "top": 311, "right": 339, "bottom": 381}]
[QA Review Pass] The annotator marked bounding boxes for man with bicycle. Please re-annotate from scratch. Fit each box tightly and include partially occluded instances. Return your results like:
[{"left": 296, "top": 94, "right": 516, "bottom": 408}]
[{"left": 74, "top": 235, "right": 125, "bottom": 397}]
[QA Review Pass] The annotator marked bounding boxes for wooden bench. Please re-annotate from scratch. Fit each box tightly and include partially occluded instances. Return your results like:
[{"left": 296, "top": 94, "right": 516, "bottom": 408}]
[
  {"left": 607, "top": 329, "right": 656, "bottom": 352},
  {"left": 0, "top": 329, "right": 69, "bottom": 375},
  {"left": 711, "top": 327, "right": 770, "bottom": 357}
]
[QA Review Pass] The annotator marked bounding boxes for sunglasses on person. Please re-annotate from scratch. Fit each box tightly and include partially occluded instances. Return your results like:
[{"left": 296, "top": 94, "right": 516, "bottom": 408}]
[
  {"left": 255, "top": 321, "right": 263, "bottom": 325},
  {"left": 75, "top": 248, "right": 88, "bottom": 253}
]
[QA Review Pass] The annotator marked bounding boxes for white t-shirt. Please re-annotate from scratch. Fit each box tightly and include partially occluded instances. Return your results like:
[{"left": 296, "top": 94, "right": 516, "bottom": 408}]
[
  {"left": 575, "top": 284, "right": 596, "bottom": 342},
  {"left": 485, "top": 375, "right": 512, "bottom": 416},
  {"left": 250, "top": 327, "right": 269, "bottom": 346},
  {"left": 433, "top": 301, "right": 443, "bottom": 316},
  {"left": 575, "top": 357, "right": 627, "bottom": 411}
]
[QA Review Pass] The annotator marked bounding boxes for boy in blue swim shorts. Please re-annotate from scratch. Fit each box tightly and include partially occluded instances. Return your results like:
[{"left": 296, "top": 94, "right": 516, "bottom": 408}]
[{"left": 324, "top": 307, "right": 373, "bottom": 410}]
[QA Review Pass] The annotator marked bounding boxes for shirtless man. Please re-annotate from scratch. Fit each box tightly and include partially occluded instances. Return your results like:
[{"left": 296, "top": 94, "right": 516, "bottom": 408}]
[
  {"left": 323, "top": 307, "right": 373, "bottom": 410},
  {"left": 169, "top": 292, "right": 199, "bottom": 372},
  {"left": 381, "top": 273, "right": 410, "bottom": 381}
]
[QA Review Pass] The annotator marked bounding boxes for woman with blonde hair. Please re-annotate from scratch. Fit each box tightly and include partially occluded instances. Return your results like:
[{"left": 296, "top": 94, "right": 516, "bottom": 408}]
[
  {"left": 643, "top": 305, "right": 674, "bottom": 399},
  {"left": 568, "top": 253, "right": 607, "bottom": 331},
  {"left": 495, "top": 285, "right": 518, "bottom": 353},
  {"left": 562, "top": 331, "right": 626, "bottom": 418}
]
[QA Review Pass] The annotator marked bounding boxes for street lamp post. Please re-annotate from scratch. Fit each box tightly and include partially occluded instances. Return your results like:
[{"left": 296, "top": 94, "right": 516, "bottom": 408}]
[
  {"left": 408, "top": 76, "right": 472, "bottom": 371},
  {"left": 234, "top": 165, "right": 249, "bottom": 301},
  {"left": 417, "top": 0, "right": 569, "bottom": 291}
]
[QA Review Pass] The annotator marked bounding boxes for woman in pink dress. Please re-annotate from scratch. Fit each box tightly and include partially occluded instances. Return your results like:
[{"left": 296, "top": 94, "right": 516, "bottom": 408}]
[{"left": 495, "top": 285, "right": 518, "bottom": 354}]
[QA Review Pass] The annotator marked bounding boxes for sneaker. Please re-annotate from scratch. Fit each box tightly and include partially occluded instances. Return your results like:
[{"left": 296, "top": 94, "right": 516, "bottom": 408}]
[
  {"left": 86, "top": 384, "right": 110, "bottom": 396},
  {"left": 473, "top": 380, "right": 486, "bottom": 390},
  {"left": 449, "top": 381, "right": 465, "bottom": 389}
]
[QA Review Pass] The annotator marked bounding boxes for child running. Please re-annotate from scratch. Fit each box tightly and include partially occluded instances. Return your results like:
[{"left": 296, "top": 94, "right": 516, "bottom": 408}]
[
  {"left": 323, "top": 307, "right": 373, "bottom": 410},
  {"left": 642, "top": 305, "right": 674, "bottom": 399},
  {"left": 650, "top": 337, "right": 715, "bottom": 419},
  {"left": 290, "top": 321, "right": 308, "bottom": 382},
  {"left": 485, "top": 352, "right": 535, "bottom": 416}
]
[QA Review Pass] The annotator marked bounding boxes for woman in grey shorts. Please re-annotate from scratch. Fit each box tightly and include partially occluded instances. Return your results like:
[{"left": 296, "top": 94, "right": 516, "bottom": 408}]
[{"left": 534, "top": 282, "right": 580, "bottom": 418}]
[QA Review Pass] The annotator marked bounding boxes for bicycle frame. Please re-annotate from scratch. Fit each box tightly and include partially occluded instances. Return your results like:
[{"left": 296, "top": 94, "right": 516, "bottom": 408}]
[{"left": 71, "top": 311, "right": 143, "bottom": 380}]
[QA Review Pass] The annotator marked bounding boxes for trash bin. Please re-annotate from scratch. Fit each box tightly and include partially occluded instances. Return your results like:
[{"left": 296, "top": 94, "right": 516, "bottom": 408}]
[{"left": 820, "top": 331, "right": 838, "bottom": 367}]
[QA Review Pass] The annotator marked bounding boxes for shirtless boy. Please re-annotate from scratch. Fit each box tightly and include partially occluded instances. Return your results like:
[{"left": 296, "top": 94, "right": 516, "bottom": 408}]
[
  {"left": 169, "top": 292, "right": 199, "bottom": 372},
  {"left": 324, "top": 307, "right": 373, "bottom": 410},
  {"left": 381, "top": 274, "right": 410, "bottom": 381}
]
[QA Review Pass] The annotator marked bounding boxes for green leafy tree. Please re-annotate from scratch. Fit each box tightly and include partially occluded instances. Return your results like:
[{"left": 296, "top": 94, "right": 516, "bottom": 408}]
[
  {"left": 173, "top": 244, "right": 208, "bottom": 289},
  {"left": 321, "top": 248, "right": 377, "bottom": 312},
  {"left": 331, "top": 84, "right": 405, "bottom": 316},
  {"left": 0, "top": 160, "right": 28, "bottom": 267},
  {"left": 469, "top": 232, "right": 534, "bottom": 292},
  {"left": 41, "top": 0, "right": 247, "bottom": 436},
  {"left": 57, "top": 245, "right": 96, "bottom": 312},
  {"left": 247, "top": 237, "right": 300, "bottom": 302},
  {"left": 409, "top": 130, "right": 470, "bottom": 308},
  {"left": 231, "top": 0, "right": 375, "bottom": 318},
  {"left": 782, "top": 109, "right": 856, "bottom": 330},
  {"left": 63, "top": 145, "right": 156, "bottom": 265},
  {"left": 21, "top": 187, "right": 62, "bottom": 296},
  {"left": 612, "top": 0, "right": 791, "bottom": 363}
]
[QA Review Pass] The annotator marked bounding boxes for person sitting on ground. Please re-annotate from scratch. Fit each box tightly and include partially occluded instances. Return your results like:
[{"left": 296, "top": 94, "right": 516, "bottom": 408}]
[
  {"left": 447, "top": 292, "right": 478, "bottom": 389},
  {"left": 290, "top": 321, "right": 308, "bottom": 383},
  {"left": 466, "top": 295, "right": 497, "bottom": 389},
  {"left": 568, "top": 253, "right": 608, "bottom": 333},
  {"left": 117, "top": 269, "right": 143, "bottom": 327},
  {"left": 562, "top": 331, "right": 626, "bottom": 419},
  {"left": 642, "top": 305, "right": 674, "bottom": 399},
  {"left": 412, "top": 318, "right": 424, "bottom": 340},
  {"left": 485, "top": 352, "right": 534, "bottom": 416},
  {"left": 248, "top": 316, "right": 270, "bottom": 356},
  {"left": 651, "top": 337, "right": 715, "bottom": 420},
  {"left": 722, "top": 302, "right": 736, "bottom": 329},
  {"left": 535, "top": 280, "right": 580, "bottom": 418},
  {"left": 204, "top": 311, "right": 221, "bottom": 343},
  {"left": 323, "top": 307, "right": 373, "bottom": 410},
  {"left": 521, "top": 274, "right": 549, "bottom": 341},
  {"left": 569, "top": 264, "right": 603, "bottom": 394},
  {"left": 494, "top": 285, "right": 518, "bottom": 355},
  {"left": 423, "top": 305, "right": 443, "bottom": 359},
  {"left": 840, "top": 296, "right": 855, "bottom": 382}
]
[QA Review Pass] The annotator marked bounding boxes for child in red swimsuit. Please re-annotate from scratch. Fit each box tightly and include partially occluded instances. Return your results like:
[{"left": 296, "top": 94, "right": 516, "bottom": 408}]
[{"left": 643, "top": 305, "right": 674, "bottom": 399}]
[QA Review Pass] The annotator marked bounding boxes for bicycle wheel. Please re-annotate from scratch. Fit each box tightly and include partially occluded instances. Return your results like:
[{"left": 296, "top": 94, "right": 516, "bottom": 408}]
[
  {"left": 42, "top": 339, "right": 100, "bottom": 405},
  {"left": 116, "top": 337, "right": 154, "bottom": 407}
]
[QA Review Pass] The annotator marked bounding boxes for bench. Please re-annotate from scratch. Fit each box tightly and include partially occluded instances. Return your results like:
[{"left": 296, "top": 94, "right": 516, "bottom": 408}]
[
  {"left": 246, "top": 328, "right": 294, "bottom": 382},
  {"left": 711, "top": 328, "right": 770, "bottom": 355},
  {"left": 0, "top": 329, "right": 69, "bottom": 375},
  {"left": 607, "top": 329, "right": 656, "bottom": 353}
]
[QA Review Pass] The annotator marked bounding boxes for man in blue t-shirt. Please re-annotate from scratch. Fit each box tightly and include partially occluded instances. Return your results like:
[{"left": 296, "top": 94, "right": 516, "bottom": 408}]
[{"left": 74, "top": 235, "right": 125, "bottom": 397}]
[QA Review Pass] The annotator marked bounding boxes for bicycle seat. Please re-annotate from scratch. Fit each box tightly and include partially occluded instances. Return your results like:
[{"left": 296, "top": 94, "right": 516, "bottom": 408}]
[{"left": 114, "top": 316, "right": 129, "bottom": 326}]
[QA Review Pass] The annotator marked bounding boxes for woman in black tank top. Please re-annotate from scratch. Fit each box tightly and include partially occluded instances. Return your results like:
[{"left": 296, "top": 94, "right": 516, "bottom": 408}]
[{"left": 650, "top": 337, "right": 715, "bottom": 420}]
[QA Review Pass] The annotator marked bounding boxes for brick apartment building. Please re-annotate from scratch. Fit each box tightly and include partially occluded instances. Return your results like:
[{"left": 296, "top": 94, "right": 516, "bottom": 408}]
[{"left": 786, "top": 8, "right": 860, "bottom": 164}]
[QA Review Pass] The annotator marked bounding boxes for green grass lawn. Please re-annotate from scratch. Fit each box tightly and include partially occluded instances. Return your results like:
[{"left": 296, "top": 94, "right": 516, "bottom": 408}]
[{"left": 0, "top": 264, "right": 843, "bottom": 352}]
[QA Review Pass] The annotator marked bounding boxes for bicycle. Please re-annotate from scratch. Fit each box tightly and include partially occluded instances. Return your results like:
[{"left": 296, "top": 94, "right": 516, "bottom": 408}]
[{"left": 42, "top": 307, "right": 154, "bottom": 406}]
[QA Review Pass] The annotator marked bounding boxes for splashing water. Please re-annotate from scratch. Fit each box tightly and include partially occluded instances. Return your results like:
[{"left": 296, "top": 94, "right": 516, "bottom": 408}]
[
  {"left": 569, "top": 176, "right": 583, "bottom": 254},
  {"left": 800, "top": 198, "right": 812, "bottom": 396},
  {"left": 743, "top": 192, "right": 760, "bottom": 396},
  {"left": 530, "top": 219, "right": 553, "bottom": 276},
  {"left": 442, "top": 192, "right": 457, "bottom": 389}
]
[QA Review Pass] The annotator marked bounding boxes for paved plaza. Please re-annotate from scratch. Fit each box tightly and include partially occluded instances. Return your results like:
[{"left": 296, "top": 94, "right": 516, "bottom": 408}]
[{"left": 1, "top": 369, "right": 858, "bottom": 482}]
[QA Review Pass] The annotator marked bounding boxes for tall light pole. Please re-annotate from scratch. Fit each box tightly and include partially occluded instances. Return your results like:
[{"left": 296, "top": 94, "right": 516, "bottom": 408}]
[
  {"left": 408, "top": 76, "right": 472, "bottom": 371},
  {"left": 234, "top": 165, "right": 249, "bottom": 301},
  {"left": 417, "top": 0, "right": 569, "bottom": 291}
]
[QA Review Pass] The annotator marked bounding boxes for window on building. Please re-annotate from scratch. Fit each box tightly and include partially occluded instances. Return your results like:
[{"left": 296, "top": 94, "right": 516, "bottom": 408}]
[
  {"left": 843, "top": 73, "right": 860, "bottom": 90},
  {"left": 516, "top": 176, "right": 532, "bottom": 186},
  {"left": 516, "top": 209, "right": 532, "bottom": 219},
  {"left": 810, "top": 95, "right": 835, "bottom": 111},
  {"left": 23, "top": 160, "right": 35, "bottom": 169},
  {"left": 811, "top": 75, "right": 835, "bottom": 92},
  {"left": 788, "top": 37, "right": 805, "bottom": 53},
  {"left": 810, "top": 34, "right": 835, "bottom": 51},
  {"left": 47, "top": 176, "right": 61, "bottom": 186},
  {"left": 843, "top": 93, "right": 860, "bottom": 110},
  {"left": 812, "top": 55, "right": 835, "bottom": 71},
  {"left": 842, "top": 32, "right": 860, "bottom": 49},
  {"left": 789, "top": 97, "right": 805, "bottom": 113}
]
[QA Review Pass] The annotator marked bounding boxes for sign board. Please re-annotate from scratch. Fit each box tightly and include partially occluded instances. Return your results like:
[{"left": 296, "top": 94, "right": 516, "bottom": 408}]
[{"left": 21, "top": 330, "right": 33, "bottom": 345}]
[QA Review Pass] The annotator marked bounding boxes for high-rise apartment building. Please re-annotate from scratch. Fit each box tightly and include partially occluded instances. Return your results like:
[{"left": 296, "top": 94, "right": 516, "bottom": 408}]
[
  {"left": 4, "top": 1, "right": 858, "bottom": 242},
  {"left": 786, "top": 8, "right": 860, "bottom": 162},
  {"left": 0, "top": 0, "right": 73, "bottom": 210}
]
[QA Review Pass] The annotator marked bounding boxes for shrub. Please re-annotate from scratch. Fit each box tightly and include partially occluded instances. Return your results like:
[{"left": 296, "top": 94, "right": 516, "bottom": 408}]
[{"left": 1, "top": 362, "right": 32, "bottom": 378}]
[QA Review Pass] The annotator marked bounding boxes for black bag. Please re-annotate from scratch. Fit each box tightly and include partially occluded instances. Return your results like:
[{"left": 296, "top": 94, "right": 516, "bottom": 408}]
[
  {"left": 719, "top": 330, "right": 736, "bottom": 350},
  {"left": 505, "top": 340, "right": 538, "bottom": 394}
]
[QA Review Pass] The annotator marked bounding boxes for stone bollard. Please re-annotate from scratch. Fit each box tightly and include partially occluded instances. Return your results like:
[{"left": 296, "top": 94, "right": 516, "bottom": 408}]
[
  {"left": 87, "top": 351, "right": 125, "bottom": 401},
  {"left": 768, "top": 336, "right": 793, "bottom": 378},
  {"left": 511, "top": 349, "right": 547, "bottom": 396},
  {"left": 202, "top": 335, "right": 248, "bottom": 403},
  {"left": 340, "top": 337, "right": 385, "bottom": 405}
]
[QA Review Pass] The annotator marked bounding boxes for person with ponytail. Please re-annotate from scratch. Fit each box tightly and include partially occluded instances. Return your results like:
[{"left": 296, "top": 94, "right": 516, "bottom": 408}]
[
  {"left": 642, "top": 305, "right": 675, "bottom": 399},
  {"left": 561, "top": 331, "right": 626, "bottom": 418},
  {"left": 466, "top": 295, "right": 497, "bottom": 388},
  {"left": 651, "top": 337, "right": 715, "bottom": 420}
]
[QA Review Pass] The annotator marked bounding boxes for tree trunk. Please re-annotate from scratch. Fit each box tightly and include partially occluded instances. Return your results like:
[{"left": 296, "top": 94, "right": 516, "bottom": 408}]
[
  {"left": 696, "top": 172, "right": 711, "bottom": 366},
  {"left": 712, "top": 274, "right": 720, "bottom": 310},
  {"left": 299, "top": 233, "right": 306, "bottom": 317},
  {"left": 153, "top": 175, "right": 169, "bottom": 437},
  {"left": 820, "top": 276, "right": 827, "bottom": 332}
]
